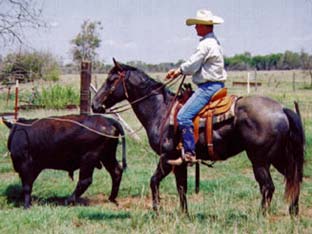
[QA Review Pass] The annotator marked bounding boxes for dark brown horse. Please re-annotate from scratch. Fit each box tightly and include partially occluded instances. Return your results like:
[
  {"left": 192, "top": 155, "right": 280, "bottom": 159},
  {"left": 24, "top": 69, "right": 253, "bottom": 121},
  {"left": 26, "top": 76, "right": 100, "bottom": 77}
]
[{"left": 92, "top": 60, "right": 305, "bottom": 215}]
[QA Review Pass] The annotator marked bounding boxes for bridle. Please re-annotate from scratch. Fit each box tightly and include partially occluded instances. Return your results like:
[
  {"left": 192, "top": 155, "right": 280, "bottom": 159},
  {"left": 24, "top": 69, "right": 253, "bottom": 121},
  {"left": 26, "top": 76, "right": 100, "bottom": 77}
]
[
  {"left": 101, "top": 69, "right": 184, "bottom": 114},
  {"left": 99, "top": 70, "right": 130, "bottom": 106}
]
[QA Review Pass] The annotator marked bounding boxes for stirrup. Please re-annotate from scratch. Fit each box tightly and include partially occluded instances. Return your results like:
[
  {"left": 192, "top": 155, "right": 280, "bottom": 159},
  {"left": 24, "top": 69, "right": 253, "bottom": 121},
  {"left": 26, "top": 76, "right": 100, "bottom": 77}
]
[
  {"left": 167, "top": 152, "right": 198, "bottom": 166},
  {"left": 167, "top": 157, "right": 200, "bottom": 166},
  {"left": 167, "top": 157, "right": 184, "bottom": 166}
]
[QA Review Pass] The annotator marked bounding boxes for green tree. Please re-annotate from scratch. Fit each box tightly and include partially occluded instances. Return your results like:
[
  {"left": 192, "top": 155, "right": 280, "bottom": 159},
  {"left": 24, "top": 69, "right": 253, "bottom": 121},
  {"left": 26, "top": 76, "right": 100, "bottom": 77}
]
[
  {"left": 225, "top": 52, "right": 252, "bottom": 70},
  {"left": 1, "top": 51, "right": 60, "bottom": 83},
  {"left": 267, "top": 53, "right": 283, "bottom": 70},
  {"left": 71, "top": 20, "right": 102, "bottom": 63},
  {"left": 280, "top": 51, "right": 301, "bottom": 69}
]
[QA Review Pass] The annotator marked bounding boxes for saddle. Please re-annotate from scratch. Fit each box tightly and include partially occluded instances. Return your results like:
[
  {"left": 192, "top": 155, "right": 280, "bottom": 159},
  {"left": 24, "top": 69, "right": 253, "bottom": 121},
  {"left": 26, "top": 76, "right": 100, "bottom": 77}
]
[{"left": 170, "top": 87, "right": 237, "bottom": 161}]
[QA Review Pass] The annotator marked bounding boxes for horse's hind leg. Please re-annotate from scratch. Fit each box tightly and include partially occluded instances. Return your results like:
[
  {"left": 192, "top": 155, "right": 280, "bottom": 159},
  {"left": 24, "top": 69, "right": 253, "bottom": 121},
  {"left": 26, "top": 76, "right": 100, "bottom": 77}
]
[
  {"left": 272, "top": 162, "right": 300, "bottom": 216},
  {"left": 174, "top": 164, "right": 188, "bottom": 213},
  {"left": 252, "top": 163, "right": 275, "bottom": 215},
  {"left": 289, "top": 197, "right": 299, "bottom": 216},
  {"left": 150, "top": 157, "right": 172, "bottom": 211}
]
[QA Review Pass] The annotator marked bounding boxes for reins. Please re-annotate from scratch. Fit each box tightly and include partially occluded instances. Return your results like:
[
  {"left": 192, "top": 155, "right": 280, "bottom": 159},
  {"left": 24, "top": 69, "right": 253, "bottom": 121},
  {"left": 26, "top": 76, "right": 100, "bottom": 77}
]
[
  {"left": 105, "top": 73, "right": 184, "bottom": 114},
  {"left": 159, "top": 75, "right": 186, "bottom": 150}
]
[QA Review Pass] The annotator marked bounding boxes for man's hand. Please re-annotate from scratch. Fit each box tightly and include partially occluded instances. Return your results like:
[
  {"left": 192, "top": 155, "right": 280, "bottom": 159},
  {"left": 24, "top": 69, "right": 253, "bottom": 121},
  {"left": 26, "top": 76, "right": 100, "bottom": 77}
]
[{"left": 166, "top": 68, "right": 182, "bottom": 79}]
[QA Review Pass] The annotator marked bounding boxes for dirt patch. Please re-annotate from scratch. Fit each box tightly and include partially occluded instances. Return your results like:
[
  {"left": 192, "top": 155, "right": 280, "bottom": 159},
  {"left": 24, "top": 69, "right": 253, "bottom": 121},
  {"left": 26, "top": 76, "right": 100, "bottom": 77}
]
[
  {"left": 86, "top": 194, "right": 153, "bottom": 211},
  {"left": 301, "top": 205, "right": 312, "bottom": 217},
  {"left": 0, "top": 172, "right": 17, "bottom": 180},
  {"left": 85, "top": 193, "right": 184, "bottom": 212},
  {"left": 269, "top": 213, "right": 288, "bottom": 223}
]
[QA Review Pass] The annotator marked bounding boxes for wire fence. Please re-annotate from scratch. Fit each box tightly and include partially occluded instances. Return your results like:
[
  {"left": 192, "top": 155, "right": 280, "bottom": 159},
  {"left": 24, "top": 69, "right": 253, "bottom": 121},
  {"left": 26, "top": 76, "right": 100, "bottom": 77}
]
[
  {"left": 227, "top": 70, "right": 312, "bottom": 122},
  {"left": 1, "top": 69, "right": 311, "bottom": 121}
]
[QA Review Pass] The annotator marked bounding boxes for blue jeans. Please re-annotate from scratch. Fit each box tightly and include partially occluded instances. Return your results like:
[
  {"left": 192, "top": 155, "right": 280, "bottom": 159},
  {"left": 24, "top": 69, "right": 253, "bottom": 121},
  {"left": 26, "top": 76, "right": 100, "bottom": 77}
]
[{"left": 177, "top": 81, "right": 224, "bottom": 154}]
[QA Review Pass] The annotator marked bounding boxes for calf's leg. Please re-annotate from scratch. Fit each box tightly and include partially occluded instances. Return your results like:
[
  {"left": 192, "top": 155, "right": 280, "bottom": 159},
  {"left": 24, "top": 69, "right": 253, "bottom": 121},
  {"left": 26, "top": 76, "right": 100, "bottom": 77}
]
[
  {"left": 102, "top": 158, "right": 123, "bottom": 205},
  {"left": 65, "top": 159, "right": 95, "bottom": 205},
  {"left": 19, "top": 167, "right": 40, "bottom": 209}
]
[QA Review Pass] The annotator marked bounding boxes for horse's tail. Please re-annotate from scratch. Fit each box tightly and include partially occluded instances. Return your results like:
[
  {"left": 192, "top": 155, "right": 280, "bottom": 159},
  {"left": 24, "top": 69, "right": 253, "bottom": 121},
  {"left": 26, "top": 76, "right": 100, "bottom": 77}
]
[{"left": 283, "top": 101, "right": 305, "bottom": 204}]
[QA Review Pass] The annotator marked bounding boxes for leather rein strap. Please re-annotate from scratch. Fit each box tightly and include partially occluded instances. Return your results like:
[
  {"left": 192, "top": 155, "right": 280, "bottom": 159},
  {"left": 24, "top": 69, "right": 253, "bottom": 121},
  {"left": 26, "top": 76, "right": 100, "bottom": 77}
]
[{"left": 159, "top": 75, "right": 186, "bottom": 152}]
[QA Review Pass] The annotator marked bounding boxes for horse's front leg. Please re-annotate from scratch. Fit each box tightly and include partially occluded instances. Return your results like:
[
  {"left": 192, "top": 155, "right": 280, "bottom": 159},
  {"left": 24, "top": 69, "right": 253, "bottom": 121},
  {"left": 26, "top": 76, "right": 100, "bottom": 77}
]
[
  {"left": 173, "top": 164, "right": 188, "bottom": 213},
  {"left": 150, "top": 156, "right": 172, "bottom": 211}
]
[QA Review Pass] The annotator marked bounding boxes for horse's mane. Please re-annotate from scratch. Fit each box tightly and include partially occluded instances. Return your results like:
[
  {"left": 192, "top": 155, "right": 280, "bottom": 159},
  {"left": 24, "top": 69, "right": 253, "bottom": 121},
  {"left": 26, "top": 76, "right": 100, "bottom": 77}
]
[{"left": 110, "top": 63, "right": 174, "bottom": 97}]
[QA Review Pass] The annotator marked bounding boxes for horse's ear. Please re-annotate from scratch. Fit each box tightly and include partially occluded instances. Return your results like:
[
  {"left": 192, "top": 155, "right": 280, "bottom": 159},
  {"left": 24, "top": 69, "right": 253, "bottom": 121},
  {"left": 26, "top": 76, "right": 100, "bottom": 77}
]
[{"left": 112, "top": 58, "right": 123, "bottom": 71}]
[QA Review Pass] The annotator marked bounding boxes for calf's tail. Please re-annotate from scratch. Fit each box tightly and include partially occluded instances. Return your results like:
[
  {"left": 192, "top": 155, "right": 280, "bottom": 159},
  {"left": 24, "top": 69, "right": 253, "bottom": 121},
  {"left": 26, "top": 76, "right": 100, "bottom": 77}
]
[{"left": 111, "top": 119, "right": 127, "bottom": 169}]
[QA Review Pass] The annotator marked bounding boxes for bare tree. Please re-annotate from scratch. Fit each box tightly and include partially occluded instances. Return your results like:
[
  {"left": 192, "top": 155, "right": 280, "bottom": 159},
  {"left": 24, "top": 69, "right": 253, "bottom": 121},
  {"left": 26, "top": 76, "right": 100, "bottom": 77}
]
[{"left": 0, "top": 0, "right": 45, "bottom": 45}]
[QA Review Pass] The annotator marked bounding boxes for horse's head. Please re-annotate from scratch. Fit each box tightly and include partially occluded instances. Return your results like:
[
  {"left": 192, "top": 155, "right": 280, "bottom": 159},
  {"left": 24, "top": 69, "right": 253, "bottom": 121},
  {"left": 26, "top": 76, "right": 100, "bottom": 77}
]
[
  {"left": 92, "top": 58, "right": 169, "bottom": 114},
  {"left": 92, "top": 59, "right": 129, "bottom": 113}
]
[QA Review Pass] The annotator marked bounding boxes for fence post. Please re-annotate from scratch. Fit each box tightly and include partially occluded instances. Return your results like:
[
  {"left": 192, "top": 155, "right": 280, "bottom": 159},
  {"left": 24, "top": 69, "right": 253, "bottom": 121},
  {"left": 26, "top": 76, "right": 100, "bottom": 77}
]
[
  {"left": 80, "top": 61, "right": 92, "bottom": 114},
  {"left": 6, "top": 86, "right": 11, "bottom": 105},
  {"left": 292, "top": 72, "right": 296, "bottom": 91},
  {"left": 254, "top": 70, "right": 258, "bottom": 91},
  {"left": 14, "top": 80, "right": 19, "bottom": 120},
  {"left": 247, "top": 72, "right": 250, "bottom": 94}
]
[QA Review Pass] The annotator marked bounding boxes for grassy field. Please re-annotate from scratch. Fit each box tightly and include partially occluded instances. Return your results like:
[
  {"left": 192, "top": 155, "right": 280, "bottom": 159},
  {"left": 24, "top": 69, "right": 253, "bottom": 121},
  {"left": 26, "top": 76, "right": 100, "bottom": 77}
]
[{"left": 0, "top": 70, "right": 311, "bottom": 233}]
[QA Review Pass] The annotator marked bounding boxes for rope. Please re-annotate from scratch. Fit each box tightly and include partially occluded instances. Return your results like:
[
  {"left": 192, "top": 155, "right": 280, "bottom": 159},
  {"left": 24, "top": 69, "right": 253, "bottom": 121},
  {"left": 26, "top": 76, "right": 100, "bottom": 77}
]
[{"left": 12, "top": 116, "right": 130, "bottom": 139}]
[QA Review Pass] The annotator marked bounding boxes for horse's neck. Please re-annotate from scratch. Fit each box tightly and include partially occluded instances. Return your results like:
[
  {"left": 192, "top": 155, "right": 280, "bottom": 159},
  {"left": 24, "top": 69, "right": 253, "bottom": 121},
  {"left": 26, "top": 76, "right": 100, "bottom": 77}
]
[
  {"left": 129, "top": 89, "right": 171, "bottom": 127},
  {"left": 128, "top": 85, "right": 173, "bottom": 148}
]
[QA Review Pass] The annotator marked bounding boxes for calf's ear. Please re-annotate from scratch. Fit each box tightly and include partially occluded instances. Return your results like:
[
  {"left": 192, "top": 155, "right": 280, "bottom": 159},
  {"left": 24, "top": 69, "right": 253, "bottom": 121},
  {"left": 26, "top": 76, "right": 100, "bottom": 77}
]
[{"left": 2, "top": 118, "right": 13, "bottom": 129}]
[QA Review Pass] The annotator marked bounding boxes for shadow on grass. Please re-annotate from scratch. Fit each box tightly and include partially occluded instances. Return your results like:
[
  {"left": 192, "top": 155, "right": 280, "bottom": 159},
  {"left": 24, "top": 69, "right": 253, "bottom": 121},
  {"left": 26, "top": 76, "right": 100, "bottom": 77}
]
[
  {"left": 78, "top": 210, "right": 131, "bottom": 220},
  {"left": 2, "top": 183, "right": 113, "bottom": 208},
  {"left": 192, "top": 213, "right": 219, "bottom": 222},
  {"left": 191, "top": 210, "right": 248, "bottom": 225},
  {"left": 3, "top": 183, "right": 24, "bottom": 207}
]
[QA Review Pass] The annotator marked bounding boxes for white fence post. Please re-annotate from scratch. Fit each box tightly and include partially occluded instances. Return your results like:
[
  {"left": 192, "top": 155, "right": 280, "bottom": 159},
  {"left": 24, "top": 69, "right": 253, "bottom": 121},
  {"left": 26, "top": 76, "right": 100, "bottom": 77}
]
[{"left": 247, "top": 72, "right": 250, "bottom": 94}]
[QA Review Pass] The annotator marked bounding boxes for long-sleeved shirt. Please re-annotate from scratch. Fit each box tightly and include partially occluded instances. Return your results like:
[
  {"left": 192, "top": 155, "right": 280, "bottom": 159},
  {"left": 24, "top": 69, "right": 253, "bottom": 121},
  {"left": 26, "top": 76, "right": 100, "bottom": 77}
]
[{"left": 180, "top": 32, "right": 227, "bottom": 85}]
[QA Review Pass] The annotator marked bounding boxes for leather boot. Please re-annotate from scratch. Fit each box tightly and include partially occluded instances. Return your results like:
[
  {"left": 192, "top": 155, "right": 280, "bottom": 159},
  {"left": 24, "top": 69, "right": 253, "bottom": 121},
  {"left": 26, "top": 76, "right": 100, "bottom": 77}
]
[
  {"left": 167, "top": 126, "right": 197, "bottom": 166},
  {"left": 180, "top": 125, "right": 196, "bottom": 161}
]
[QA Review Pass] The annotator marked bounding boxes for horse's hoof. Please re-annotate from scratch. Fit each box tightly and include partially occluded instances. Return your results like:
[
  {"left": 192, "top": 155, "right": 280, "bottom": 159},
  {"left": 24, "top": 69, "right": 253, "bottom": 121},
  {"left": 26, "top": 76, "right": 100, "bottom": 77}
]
[
  {"left": 109, "top": 198, "right": 119, "bottom": 206},
  {"left": 65, "top": 197, "right": 75, "bottom": 206},
  {"left": 289, "top": 205, "right": 299, "bottom": 217}
]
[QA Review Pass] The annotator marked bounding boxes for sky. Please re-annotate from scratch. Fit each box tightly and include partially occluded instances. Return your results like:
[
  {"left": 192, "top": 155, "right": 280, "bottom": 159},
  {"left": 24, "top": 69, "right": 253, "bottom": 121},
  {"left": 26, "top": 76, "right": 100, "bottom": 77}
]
[{"left": 3, "top": 0, "right": 312, "bottom": 64}]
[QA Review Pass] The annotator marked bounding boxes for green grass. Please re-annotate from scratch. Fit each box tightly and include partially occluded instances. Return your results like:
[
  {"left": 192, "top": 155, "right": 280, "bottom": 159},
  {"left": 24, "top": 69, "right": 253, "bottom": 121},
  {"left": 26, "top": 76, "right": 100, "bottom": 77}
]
[{"left": 0, "top": 70, "right": 311, "bottom": 233}]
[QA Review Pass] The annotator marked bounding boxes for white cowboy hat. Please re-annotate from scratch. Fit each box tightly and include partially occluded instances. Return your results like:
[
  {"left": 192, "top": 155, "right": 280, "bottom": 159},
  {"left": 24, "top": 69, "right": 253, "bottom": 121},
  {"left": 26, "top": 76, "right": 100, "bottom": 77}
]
[{"left": 186, "top": 9, "right": 224, "bottom": 26}]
